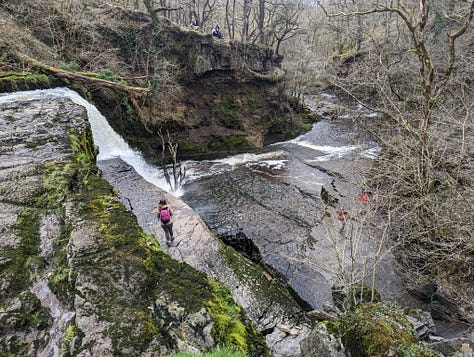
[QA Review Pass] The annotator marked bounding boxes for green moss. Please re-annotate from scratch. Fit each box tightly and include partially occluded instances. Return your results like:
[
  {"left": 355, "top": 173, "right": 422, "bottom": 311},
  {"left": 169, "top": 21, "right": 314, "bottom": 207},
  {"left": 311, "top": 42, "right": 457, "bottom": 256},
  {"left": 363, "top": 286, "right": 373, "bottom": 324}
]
[
  {"left": 20, "top": 291, "right": 50, "bottom": 329},
  {"left": 83, "top": 189, "right": 143, "bottom": 248},
  {"left": 0, "top": 208, "right": 41, "bottom": 303},
  {"left": 61, "top": 324, "right": 76, "bottom": 355},
  {"left": 0, "top": 73, "right": 51, "bottom": 93},
  {"left": 338, "top": 302, "right": 439, "bottom": 357},
  {"left": 170, "top": 347, "right": 246, "bottom": 357},
  {"left": 205, "top": 281, "right": 247, "bottom": 352},
  {"left": 213, "top": 95, "right": 244, "bottom": 130},
  {"left": 209, "top": 136, "right": 248, "bottom": 152},
  {"left": 178, "top": 136, "right": 251, "bottom": 160},
  {"left": 1, "top": 128, "right": 97, "bottom": 305},
  {"left": 400, "top": 343, "right": 439, "bottom": 357},
  {"left": 37, "top": 163, "right": 73, "bottom": 208},
  {"left": 179, "top": 141, "right": 211, "bottom": 156},
  {"left": 47, "top": 221, "right": 72, "bottom": 305},
  {"left": 60, "top": 61, "right": 80, "bottom": 72},
  {"left": 48, "top": 265, "right": 70, "bottom": 304},
  {"left": 95, "top": 69, "right": 128, "bottom": 85},
  {"left": 0, "top": 290, "right": 50, "bottom": 346},
  {"left": 220, "top": 245, "right": 302, "bottom": 317},
  {"left": 108, "top": 308, "right": 161, "bottom": 352},
  {"left": 0, "top": 336, "right": 29, "bottom": 356},
  {"left": 60, "top": 323, "right": 85, "bottom": 357},
  {"left": 69, "top": 128, "right": 98, "bottom": 178},
  {"left": 34, "top": 127, "right": 97, "bottom": 208},
  {"left": 204, "top": 279, "right": 270, "bottom": 356},
  {"left": 1, "top": 122, "right": 100, "bottom": 324},
  {"left": 148, "top": 254, "right": 214, "bottom": 313}
]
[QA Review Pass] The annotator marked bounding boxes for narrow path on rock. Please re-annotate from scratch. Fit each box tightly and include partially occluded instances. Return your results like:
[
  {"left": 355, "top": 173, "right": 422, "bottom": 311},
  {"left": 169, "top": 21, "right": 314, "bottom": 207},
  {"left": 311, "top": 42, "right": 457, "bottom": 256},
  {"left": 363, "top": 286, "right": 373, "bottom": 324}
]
[{"left": 98, "top": 158, "right": 315, "bottom": 357}]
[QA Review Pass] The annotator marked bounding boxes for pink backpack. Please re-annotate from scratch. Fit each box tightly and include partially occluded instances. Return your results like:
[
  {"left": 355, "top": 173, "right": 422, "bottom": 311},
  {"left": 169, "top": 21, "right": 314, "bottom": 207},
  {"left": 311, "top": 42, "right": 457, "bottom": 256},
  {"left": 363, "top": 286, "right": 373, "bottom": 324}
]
[{"left": 159, "top": 208, "right": 171, "bottom": 223}]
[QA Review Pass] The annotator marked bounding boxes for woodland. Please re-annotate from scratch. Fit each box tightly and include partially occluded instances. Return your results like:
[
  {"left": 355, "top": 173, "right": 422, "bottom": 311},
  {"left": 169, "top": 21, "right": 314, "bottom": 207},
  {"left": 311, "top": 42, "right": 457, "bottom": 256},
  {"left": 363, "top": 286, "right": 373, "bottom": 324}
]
[{"left": 0, "top": 0, "right": 473, "bottom": 355}]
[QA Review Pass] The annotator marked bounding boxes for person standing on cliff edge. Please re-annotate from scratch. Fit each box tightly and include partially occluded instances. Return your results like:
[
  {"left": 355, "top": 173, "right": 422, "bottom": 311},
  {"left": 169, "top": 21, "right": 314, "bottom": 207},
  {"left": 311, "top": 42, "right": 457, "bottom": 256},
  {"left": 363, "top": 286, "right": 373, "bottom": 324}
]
[{"left": 156, "top": 199, "right": 174, "bottom": 246}]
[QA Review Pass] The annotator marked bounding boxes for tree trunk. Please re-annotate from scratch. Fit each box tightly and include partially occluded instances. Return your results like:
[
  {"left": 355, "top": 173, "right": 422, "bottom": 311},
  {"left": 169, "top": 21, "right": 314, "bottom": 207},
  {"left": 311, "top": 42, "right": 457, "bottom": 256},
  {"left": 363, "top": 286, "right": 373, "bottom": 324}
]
[
  {"left": 258, "top": 0, "right": 265, "bottom": 45},
  {"left": 242, "top": 0, "right": 250, "bottom": 42}
]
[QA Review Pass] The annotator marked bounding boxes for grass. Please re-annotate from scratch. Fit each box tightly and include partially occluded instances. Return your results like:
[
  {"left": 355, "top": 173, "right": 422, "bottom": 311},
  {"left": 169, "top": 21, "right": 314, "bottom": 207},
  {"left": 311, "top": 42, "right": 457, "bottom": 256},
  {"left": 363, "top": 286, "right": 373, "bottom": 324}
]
[{"left": 170, "top": 347, "right": 247, "bottom": 357}]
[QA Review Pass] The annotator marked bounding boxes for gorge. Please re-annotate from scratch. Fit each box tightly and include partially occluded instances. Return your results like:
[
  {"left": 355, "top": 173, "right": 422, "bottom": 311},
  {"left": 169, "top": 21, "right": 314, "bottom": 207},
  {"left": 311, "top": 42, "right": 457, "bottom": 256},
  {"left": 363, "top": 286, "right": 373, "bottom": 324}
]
[{"left": 1, "top": 0, "right": 473, "bottom": 355}]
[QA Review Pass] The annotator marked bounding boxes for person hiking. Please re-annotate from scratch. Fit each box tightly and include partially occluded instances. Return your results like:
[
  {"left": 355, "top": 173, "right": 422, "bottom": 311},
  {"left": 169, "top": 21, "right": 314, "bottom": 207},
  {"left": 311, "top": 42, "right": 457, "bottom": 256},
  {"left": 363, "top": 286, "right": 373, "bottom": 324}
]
[{"left": 156, "top": 199, "right": 174, "bottom": 246}]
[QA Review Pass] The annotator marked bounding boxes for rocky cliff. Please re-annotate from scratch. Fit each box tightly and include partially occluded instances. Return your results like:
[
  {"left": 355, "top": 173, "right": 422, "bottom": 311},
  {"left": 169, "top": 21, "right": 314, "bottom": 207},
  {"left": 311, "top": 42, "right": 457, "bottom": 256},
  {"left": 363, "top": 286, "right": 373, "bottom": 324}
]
[
  {"left": 80, "top": 14, "right": 316, "bottom": 161},
  {"left": 0, "top": 95, "right": 268, "bottom": 356},
  {"left": 0, "top": 2, "right": 316, "bottom": 162}
]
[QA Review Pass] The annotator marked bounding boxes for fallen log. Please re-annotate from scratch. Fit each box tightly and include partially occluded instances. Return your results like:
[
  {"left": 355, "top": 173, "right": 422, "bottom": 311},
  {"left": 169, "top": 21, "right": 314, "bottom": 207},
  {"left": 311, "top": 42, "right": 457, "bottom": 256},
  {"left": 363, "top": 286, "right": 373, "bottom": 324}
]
[
  {"left": 18, "top": 53, "right": 149, "bottom": 95},
  {"left": 14, "top": 53, "right": 152, "bottom": 125}
]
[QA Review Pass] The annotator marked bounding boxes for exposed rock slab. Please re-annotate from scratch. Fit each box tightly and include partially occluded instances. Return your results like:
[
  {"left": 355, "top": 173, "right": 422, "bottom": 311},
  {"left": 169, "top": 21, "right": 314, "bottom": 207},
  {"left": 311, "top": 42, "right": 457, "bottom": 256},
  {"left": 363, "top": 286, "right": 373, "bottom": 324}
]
[
  {"left": 99, "top": 158, "right": 315, "bottom": 356},
  {"left": 0, "top": 96, "right": 265, "bottom": 356}
]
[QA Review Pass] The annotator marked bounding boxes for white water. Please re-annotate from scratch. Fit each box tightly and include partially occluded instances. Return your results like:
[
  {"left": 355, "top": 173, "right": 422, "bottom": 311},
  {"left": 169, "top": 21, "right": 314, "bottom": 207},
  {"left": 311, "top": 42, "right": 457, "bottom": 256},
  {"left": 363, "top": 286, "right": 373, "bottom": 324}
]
[
  {"left": 0, "top": 88, "right": 378, "bottom": 191},
  {"left": 286, "top": 139, "right": 360, "bottom": 162},
  {"left": 0, "top": 88, "right": 172, "bottom": 192}
]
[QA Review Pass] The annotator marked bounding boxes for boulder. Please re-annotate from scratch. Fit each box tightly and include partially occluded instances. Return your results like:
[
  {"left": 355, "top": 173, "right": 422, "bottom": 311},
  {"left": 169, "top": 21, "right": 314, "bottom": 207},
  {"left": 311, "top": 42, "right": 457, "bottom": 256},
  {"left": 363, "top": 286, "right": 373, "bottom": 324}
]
[{"left": 300, "top": 324, "right": 345, "bottom": 357}]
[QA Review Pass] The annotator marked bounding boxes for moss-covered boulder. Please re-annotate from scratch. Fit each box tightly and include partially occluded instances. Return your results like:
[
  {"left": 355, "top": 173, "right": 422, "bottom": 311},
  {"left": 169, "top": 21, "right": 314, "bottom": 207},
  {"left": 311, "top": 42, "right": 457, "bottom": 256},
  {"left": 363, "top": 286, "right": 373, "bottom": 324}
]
[
  {"left": 0, "top": 95, "right": 268, "bottom": 356},
  {"left": 337, "top": 303, "right": 439, "bottom": 357}
]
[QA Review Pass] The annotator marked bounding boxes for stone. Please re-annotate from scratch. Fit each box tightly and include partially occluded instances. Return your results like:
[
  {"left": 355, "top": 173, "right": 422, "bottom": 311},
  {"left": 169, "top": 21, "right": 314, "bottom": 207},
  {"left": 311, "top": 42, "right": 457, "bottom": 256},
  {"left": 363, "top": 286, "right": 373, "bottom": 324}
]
[
  {"left": 99, "top": 157, "right": 315, "bottom": 357},
  {"left": 405, "top": 308, "right": 436, "bottom": 340},
  {"left": 300, "top": 324, "right": 344, "bottom": 357},
  {"left": 0, "top": 95, "right": 269, "bottom": 356},
  {"left": 307, "top": 309, "right": 337, "bottom": 322},
  {"left": 430, "top": 337, "right": 474, "bottom": 357}
]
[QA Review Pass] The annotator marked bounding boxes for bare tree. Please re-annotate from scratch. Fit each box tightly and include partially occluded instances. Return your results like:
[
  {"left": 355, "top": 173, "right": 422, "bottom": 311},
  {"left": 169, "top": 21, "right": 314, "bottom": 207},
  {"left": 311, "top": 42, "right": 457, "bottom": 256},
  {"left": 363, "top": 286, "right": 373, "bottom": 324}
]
[
  {"left": 157, "top": 129, "right": 186, "bottom": 191},
  {"left": 225, "top": 0, "right": 236, "bottom": 39},
  {"left": 313, "top": 0, "right": 474, "bottom": 314},
  {"left": 257, "top": 0, "right": 265, "bottom": 44},
  {"left": 266, "top": 0, "right": 304, "bottom": 55}
]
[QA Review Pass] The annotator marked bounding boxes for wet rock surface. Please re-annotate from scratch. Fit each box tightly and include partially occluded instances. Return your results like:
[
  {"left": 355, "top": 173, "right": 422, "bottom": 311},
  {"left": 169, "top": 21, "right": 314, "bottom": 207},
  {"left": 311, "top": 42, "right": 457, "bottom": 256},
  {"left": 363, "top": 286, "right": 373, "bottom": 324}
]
[
  {"left": 0, "top": 95, "right": 265, "bottom": 356},
  {"left": 0, "top": 97, "right": 88, "bottom": 355},
  {"left": 300, "top": 324, "right": 345, "bottom": 357},
  {"left": 180, "top": 103, "right": 408, "bottom": 312},
  {"left": 3, "top": 89, "right": 471, "bottom": 356},
  {"left": 99, "top": 158, "right": 316, "bottom": 356}
]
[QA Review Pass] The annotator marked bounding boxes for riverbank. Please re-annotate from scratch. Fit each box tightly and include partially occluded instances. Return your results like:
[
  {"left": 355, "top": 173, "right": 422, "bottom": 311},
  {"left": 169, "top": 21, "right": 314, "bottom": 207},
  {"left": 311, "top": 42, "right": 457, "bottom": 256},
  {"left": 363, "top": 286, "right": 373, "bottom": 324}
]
[
  {"left": 98, "top": 158, "right": 316, "bottom": 357},
  {"left": 0, "top": 93, "right": 271, "bottom": 356}
]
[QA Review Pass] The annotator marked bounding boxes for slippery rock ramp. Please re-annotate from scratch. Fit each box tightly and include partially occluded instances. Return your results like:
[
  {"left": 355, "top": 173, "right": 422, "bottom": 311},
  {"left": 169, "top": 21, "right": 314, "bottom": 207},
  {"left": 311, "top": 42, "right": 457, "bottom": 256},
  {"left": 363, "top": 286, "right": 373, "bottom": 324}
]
[{"left": 98, "top": 158, "right": 315, "bottom": 357}]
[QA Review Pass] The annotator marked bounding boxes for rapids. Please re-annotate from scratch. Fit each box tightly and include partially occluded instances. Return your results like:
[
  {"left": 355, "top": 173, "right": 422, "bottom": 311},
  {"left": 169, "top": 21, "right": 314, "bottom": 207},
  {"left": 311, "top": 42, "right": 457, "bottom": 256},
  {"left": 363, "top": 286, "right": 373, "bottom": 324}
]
[
  {"left": 1, "top": 88, "right": 469, "bottom": 346},
  {"left": 0, "top": 88, "right": 404, "bottom": 311},
  {"left": 178, "top": 99, "right": 397, "bottom": 310}
]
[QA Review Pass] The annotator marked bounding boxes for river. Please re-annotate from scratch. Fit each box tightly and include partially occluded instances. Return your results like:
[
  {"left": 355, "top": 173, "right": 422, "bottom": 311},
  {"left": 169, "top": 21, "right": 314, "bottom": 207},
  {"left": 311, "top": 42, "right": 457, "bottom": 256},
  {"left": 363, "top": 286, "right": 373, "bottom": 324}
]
[
  {"left": 0, "top": 88, "right": 408, "bottom": 312},
  {"left": 177, "top": 96, "right": 406, "bottom": 310}
]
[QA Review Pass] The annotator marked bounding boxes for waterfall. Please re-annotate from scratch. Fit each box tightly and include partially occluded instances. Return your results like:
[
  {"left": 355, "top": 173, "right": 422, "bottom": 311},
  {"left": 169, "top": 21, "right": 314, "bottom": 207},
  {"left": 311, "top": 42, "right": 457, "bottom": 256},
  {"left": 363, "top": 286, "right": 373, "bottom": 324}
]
[{"left": 0, "top": 88, "right": 172, "bottom": 192}]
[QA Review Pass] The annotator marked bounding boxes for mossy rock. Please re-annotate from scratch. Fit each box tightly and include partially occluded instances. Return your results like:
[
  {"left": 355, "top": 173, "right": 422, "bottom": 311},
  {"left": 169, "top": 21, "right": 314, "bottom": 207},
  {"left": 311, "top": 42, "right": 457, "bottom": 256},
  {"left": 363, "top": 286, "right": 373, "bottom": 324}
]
[
  {"left": 205, "top": 280, "right": 270, "bottom": 357},
  {"left": 339, "top": 302, "right": 439, "bottom": 357},
  {"left": 332, "top": 285, "right": 381, "bottom": 311},
  {"left": 0, "top": 73, "right": 51, "bottom": 93},
  {"left": 178, "top": 136, "right": 251, "bottom": 160}
]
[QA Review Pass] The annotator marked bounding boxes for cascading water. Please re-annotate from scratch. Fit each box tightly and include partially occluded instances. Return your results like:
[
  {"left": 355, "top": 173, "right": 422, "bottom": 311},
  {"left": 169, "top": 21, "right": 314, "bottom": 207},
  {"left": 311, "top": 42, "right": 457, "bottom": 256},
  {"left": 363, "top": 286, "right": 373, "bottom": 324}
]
[
  {"left": 176, "top": 96, "right": 397, "bottom": 311},
  {"left": 2, "top": 88, "right": 468, "bottom": 343},
  {"left": 0, "top": 88, "right": 174, "bottom": 193},
  {"left": 0, "top": 88, "right": 180, "bottom": 356}
]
